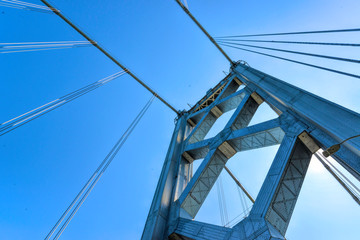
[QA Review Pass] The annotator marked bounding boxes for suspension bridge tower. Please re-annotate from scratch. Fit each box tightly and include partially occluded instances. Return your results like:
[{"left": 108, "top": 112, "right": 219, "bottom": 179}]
[
  {"left": 139, "top": 2, "right": 360, "bottom": 239},
  {"left": 141, "top": 60, "right": 360, "bottom": 239}
]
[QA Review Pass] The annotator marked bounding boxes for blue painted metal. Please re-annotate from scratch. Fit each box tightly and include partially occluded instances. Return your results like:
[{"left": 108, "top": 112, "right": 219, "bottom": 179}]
[
  {"left": 170, "top": 218, "right": 232, "bottom": 239},
  {"left": 142, "top": 62, "right": 360, "bottom": 239},
  {"left": 233, "top": 63, "right": 360, "bottom": 181}
]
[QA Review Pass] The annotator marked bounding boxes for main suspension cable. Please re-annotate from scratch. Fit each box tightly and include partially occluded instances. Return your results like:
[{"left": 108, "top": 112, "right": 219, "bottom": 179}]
[
  {"left": 174, "top": 0, "right": 232, "bottom": 63},
  {"left": 314, "top": 152, "right": 360, "bottom": 205},
  {"left": 41, "top": 0, "right": 178, "bottom": 114},
  {"left": 0, "top": 46, "right": 75, "bottom": 54},
  {"left": 219, "top": 43, "right": 360, "bottom": 80},
  {"left": 216, "top": 27, "right": 360, "bottom": 38},
  {"left": 214, "top": 38, "right": 360, "bottom": 47},
  {"left": 224, "top": 166, "right": 255, "bottom": 203},
  {"left": 0, "top": 41, "right": 92, "bottom": 54},
  {"left": 217, "top": 40, "right": 360, "bottom": 64},
  {"left": 322, "top": 155, "right": 360, "bottom": 194},
  {"left": 219, "top": 175, "right": 229, "bottom": 226},
  {"left": 226, "top": 206, "right": 252, "bottom": 228},
  {"left": 236, "top": 184, "right": 249, "bottom": 216},
  {"left": 216, "top": 180, "right": 225, "bottom": 226},
  {"left": 0, "top": 41, "right": 90, "bottom": 48},
  {"left": 0, "top": 71, "right": 126, "bottom": 136},
  {"left": 1, "top": 41, "right": 89, "bottom": 45},
  {"left": 0, "top": 0, "right": 55, "bottom": 13},
  {"left": 45, "top": 95, "right": 155, "bottom": 240},
  {"left": 4, "top": 0, "right": 50, "bottom": 9}
]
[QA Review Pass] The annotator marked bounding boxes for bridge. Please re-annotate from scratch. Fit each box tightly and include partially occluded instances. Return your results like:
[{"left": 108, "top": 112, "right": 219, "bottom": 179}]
[{"left": 1, "top": 1, "right": 360, "bottom": 239}]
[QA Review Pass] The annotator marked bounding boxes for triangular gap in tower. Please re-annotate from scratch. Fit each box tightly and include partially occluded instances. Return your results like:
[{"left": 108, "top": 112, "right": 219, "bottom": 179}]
[
  {"left": 225, "top": 144, "right": 280, "bottom": 209},
  {"left": 247, "top": 101, "right": 279, "bottom": 127},
  {"left": 194, "top": 169, "right": 246, "bottom": 227},
  {"left": 203, "top": 109, "right": 236, "bottom": 139},
  {"left": 191, "top": 158, "right": 204, "bottom": 177},
  {"left": 288, "top": 152, "right": 360, "bottom": 239},
  {"left": 235, "top": 83, "right": 245, "bottom": 92},
  {"left": 193, "top": 145, "right": 280, "bottom": 227}
]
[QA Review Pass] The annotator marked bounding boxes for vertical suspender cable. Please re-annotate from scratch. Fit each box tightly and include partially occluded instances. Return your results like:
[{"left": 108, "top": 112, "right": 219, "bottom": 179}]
[
  {"left": 219, "top": 175, "right": 229, "bottom": 226},
  {"left": 214, "top": 38, "right": 360, "bottom": 47},
  {"left": 216, "top": 180, "right": 225, "bottom": 226},
  {"left": 224, "top": 166, "right": 255, "bottom": 203},
  {"left": 217, "top": 40, "right": 360, "bottom": 64},
  {"left": 174, "top": 0, "right": 233, "bottom": 63},
  {"left": 45, "top": 95, "right": 155, "bottom": 240},
  {"left": 0, "top": 72, "right": 126, "bottom": 136},
  {"left": 215, "top": 28, "right": 360, "bottom": 38},
  {"left": 314, "top": 153, "right": 360, "bottom": 205}
]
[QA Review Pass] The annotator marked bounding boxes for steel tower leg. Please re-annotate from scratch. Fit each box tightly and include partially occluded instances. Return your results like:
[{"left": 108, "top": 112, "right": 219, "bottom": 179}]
[
  {"left": 141, "top": 115, "right": 189, "bottom": 239},
  {"left": 231, "top": 133, "right": 312, "bottom": 239}
]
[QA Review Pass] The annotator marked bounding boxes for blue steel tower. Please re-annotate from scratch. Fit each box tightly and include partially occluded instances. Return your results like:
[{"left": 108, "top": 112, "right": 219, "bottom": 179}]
[{"left": 141, "top": 61, "right": 360, "bottom": 239}]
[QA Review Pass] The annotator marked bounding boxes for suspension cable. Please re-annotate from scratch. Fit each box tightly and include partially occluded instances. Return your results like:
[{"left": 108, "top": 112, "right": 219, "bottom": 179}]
[
  {"left": 40, "top": 0, "right": 178, "bottom": 114},
  {"left": 1, "top": 71, "right": 124, "bottom": 126},
  {"left": 217, "top": 40, "right": 360, "bottom": 64},
  {"left": 4, "top": 0, "right": 50, "bottom": 9},
  {"left": 226, "top": 206, "right": 252, "bottom": 228},
  {"left": 0, "top": 3, "right": 52, "bottom": 13},
  {"left": 174, "top": 0, "right": 232, "bottom": 63},
  {"left": 219, "top": 43, "right": 360, "bottom": 80},
  {"left": 0, "top": 0, "right": 55, "bottom": 13},
  {"left": 314, "top": 152, "right": 360, "bottom": 205},
  {"left": 226, "top": 166, "right": 252, "bottom": 223},
  {"left": 236, "top": 184, "right": 249, "bottom": 216},
  {"left": 0, "top": 71, "right": 126, "bottom": 136},
  {"left": 224, "top": 166, "right": 255, "bottom": 203},
  {"left": 0, "top": 46, "right": 74, "bottom": 54},
  {"left": 216, "top": 27, "right": 360, "bottom": 38},
  {"left": 46, "top": 95, "right": 155, "bottom": 240},
  {"left": 216, "top": 175, "right": 229, "bottom": 227},
  {"left": 216, "top": 180, "right": 225, "bottom": 226},
  {"left": 0, "top": 41, "right": 89, "bottom": 45},
  {"left": 0, "top": 41, "right": 92, "bottom": 54},
  {"left": 219, "top": 175, "right": 229, "bottom": 226},
  {"left": 322, "top": 155, "right": 360, "bottom": 194},
  {"left": 0, "top": 41, "right": 90, "bottom": 48},
  {"left": 214, "top": 39, "right": 360, "bottom": 47}
]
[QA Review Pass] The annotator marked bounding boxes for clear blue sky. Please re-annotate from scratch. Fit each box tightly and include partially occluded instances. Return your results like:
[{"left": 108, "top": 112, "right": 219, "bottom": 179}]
[{"left": 1, "top": 0, "right": 360, "bottom": 239}]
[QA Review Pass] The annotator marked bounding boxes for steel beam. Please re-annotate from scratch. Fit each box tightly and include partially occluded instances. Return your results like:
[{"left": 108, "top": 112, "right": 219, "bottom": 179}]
[
  {"left": 233, "top": 63, "right": 360, "bottom": 181},
  {"left": 188, "top": 89, "right": 246, "bottom": 122},
  {"left": 180, "top": 148, "right": 226, "bottom": 217},
  {"left": 231, "top": 133, "right": 312, "bottom": 239},
  {"left": 186, "top": 84, "right": 247, "bottom": 145},
  {"left": 183, "top": 118, "right": 283, "bottom": 163}
]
